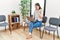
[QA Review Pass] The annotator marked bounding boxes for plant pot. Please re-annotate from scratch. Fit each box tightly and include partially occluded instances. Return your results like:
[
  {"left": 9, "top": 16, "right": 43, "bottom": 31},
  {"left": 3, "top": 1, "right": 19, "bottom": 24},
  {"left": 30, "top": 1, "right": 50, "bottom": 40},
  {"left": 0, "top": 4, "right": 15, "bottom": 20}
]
[
  {"left": 12, "top": 13, "right": 16, "bottom": 14},
  {"left": 23, "top": 16, "right": 26, "bottom": 22},
  {"left": 12, "top": 10, "right": 16, "bottom": 14}
]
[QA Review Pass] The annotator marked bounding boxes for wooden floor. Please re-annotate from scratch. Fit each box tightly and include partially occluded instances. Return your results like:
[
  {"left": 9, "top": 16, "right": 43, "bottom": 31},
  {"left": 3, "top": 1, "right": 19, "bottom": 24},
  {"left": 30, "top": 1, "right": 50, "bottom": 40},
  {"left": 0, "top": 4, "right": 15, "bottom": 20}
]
[{"left": 0, "top": 27, "right": 60, "bottom": 40}]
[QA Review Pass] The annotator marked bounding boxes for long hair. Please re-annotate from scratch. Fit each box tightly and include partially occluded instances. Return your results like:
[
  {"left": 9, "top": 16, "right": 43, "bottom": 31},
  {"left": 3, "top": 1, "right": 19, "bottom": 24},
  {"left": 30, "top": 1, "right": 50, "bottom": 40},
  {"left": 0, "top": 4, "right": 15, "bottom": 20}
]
[{"left": 35, "top": 3, "right": 42, "bottom": 9}]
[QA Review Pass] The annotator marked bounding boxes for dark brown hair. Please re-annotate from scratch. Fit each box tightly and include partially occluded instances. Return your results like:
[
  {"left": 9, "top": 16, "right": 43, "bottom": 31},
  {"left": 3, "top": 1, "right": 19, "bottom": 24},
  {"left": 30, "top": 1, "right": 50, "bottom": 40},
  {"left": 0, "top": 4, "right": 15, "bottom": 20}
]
[{"left": 35, "top": 3, "right": 42, "bottom": 9}]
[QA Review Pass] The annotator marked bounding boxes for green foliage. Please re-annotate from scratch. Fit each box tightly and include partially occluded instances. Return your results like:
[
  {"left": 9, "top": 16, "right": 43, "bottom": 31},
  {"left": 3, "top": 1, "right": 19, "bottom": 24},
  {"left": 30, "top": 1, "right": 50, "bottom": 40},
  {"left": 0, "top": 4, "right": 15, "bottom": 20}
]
[
  {"left": 20, "top": 0, "right": 30, "bottom": 18},
  {"left": 12, "top": 10, "right": 16, "bottom": 14}
]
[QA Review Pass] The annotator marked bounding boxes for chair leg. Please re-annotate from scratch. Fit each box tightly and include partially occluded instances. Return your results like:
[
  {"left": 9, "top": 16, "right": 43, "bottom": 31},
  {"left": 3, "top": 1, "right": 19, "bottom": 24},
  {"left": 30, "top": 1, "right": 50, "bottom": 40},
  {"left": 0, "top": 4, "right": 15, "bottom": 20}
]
[
  {"left": 23, "top": 22, "right": 26, "bottom": 31},
  {"left": 39, "top": 28, "right": 42, "bottom": 38},
  {"left": 44, "top": 29, "right": 47, "bottom": 34},
  {"left": 41, "top": 29, "right": 44, "bottom": 39},
  {"left": 41, "top": 24, "right": 45, "bottom": 38},
  {"left": 48, "top": 31, "right": 50, "bottom": 35},
  {"left": 5, "top": 26, "right": 6, "bottom": 31},
  {"left": 57, "top": 30, "right": 59, "bottom": 38},
  {"left": 53, "top": 31, "right": 55, "bottom": 40},
  {"left": 24, "top": 26, "right": 25, "bottom": 31}
]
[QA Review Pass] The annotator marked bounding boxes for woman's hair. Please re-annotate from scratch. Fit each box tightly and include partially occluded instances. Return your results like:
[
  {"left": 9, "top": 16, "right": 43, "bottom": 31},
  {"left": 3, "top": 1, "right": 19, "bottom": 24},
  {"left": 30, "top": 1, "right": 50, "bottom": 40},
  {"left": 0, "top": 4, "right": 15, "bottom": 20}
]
[{"left": 35, "top": 3, "right": 42, "bottom": 9}]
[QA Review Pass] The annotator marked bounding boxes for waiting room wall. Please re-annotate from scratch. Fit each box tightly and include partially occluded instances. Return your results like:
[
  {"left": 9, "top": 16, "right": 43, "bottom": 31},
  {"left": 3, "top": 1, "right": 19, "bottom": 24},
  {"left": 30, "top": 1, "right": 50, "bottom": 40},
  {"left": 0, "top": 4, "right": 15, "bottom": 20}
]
[{"left": 46, "top": 0, "right": 60, "bottom": 36}]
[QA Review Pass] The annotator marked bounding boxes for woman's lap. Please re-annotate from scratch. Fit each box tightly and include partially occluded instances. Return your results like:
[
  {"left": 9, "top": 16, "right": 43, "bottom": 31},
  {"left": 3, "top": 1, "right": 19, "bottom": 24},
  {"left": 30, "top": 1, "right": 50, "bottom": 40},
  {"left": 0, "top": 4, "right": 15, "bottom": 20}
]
[
  {"left": 29, "top": 21, "right": 42, "bottom": 33},
  {"left": 29, "top": 21, "right": 42, "bottom": 28},
  {"left": 33, "top": 21, "right": 42, "bottom": 28}
]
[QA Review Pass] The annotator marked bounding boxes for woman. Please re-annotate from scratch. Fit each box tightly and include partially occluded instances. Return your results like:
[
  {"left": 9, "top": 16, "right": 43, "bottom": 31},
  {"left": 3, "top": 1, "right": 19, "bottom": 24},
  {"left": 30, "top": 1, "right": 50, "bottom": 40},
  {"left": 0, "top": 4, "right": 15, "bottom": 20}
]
[{"left": 26, "top": 3, "right": 43, "bottom": 39}]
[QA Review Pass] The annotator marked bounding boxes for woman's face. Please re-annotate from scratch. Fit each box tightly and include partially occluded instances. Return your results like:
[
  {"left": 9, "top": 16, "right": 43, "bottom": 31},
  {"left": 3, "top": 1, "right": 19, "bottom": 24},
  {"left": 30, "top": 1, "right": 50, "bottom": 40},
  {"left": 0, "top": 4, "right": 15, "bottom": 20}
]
[{"left": 35, "top": 5, "right": 39, "bottom": 10}]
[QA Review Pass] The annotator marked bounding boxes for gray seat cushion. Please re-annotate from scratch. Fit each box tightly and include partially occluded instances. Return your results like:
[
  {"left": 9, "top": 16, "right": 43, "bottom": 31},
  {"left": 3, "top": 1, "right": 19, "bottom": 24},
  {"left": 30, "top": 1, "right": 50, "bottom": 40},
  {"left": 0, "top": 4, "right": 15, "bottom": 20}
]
[
  {"left": 44, "top": 26, "right": 57, "bottom": 31},
  {"left": 0, "top": 22, "right": 8, "bottom": 26}
]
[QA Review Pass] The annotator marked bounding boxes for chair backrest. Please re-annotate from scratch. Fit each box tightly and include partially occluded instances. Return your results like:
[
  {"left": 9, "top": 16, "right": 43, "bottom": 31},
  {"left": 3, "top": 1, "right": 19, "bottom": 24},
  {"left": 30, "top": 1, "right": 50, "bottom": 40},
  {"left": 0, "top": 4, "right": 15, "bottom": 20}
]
[
  {"left": 59, "top": 17, "right": 60, "bottom": 27},
  {"left": 42, "top": 16, "right": 47, "bottom": 23},
  {"left": 0, "top": 15, "right": 6, "bottom": 22},
  {"left": 49, "top": 17, "right": 59, "bottom": 26}
]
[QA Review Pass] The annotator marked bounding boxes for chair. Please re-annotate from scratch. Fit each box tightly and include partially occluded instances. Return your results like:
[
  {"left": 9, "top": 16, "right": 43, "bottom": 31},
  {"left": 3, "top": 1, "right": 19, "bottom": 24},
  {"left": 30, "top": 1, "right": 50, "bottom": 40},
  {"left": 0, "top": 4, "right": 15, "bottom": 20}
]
[
  {"left": 0, "top": 15, "right": 8, "bottom": 30},
  {"left": 59, "top": 17, "right": 60, "bottom": 27},
  {"left": 42, "top": 17, "right": 59, "bottom": 40},
  {"left": 42, "top": 16, "right": 47, "bottom": 26},
  {"left": 39, "top": 16, "right": 47, "bottom": 38}
]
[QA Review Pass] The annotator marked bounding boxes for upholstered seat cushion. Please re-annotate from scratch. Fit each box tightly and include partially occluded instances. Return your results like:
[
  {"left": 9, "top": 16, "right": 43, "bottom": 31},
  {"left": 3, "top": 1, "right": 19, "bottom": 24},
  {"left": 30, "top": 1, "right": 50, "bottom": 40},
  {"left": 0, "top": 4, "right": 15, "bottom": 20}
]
[
  {"left": 0, "top": 22, "right": 8, "bottom": 26},
  {"left": 44, "top": 26, "right": 57, "bottom": 31}
]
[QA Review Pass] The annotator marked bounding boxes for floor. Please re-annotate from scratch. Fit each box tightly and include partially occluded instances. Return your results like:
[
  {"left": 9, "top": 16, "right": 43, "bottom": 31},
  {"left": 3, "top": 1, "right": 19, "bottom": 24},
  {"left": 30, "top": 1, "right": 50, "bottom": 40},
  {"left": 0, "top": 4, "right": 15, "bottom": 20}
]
[{"left": 0, "top": 27, "right": 60, "bottom": 40}]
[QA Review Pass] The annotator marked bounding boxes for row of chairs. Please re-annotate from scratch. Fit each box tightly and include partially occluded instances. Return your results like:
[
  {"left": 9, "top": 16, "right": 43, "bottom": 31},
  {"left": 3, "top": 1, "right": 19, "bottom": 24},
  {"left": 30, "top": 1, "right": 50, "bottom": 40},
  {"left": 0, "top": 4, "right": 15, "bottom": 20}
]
[
  {"left": 0, "top": 15, "right": 60, "bottom": 40},
  {"left": 40, "top": 16, "right": 60, "bottom": 40}
]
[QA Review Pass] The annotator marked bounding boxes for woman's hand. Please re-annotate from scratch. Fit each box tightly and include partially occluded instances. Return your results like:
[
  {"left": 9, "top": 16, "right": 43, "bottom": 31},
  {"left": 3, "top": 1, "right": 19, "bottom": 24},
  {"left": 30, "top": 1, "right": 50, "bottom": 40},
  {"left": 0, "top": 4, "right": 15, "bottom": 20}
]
[
  {"left": 38, "top": 10, "right": 43, "bottom": 19},
  {"left": 38, "top": 9, "right": 43, "bottom": 19},
  {"left": 38, "top": 13, "right": 43, "bottom": 19}
]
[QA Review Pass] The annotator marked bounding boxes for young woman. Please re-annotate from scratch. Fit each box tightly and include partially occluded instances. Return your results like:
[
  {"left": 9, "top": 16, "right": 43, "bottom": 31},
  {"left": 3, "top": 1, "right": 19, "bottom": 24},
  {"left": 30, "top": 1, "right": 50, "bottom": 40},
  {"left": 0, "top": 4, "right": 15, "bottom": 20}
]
[{"left": 26, "top": 3, "right": 43, "bottom": 39}]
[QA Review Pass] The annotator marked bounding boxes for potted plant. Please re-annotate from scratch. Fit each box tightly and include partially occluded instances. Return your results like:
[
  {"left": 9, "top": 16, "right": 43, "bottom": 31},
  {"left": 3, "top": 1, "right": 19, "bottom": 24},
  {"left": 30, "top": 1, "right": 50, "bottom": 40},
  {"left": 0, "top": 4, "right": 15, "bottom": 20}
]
[
  {"left": 11, "top": 10, "right": 16, "bottom": 14},
  {"left": 20, "top": 0, "right": 30, "bottom": 20}
]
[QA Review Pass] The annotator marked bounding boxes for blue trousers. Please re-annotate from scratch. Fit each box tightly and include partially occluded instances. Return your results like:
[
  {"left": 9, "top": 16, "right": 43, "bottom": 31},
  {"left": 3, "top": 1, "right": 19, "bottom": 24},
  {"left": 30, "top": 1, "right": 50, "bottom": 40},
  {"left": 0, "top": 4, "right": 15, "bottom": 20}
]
[{"left": 29, "top": 20, "right": 42, "bottom": 33}]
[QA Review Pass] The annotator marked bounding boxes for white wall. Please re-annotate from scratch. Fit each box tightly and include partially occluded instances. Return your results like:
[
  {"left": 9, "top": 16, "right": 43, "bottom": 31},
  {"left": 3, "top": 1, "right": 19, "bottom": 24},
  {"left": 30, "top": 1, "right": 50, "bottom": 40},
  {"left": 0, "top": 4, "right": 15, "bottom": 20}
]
[
  {"left": 0, "top": 0, "right": 20, "bottom": 30},
  {"left": 0, "top": 0, "right": 20, "bottom": 22},
  {"left": 32, "top": 0, "right": 44, "bottom": 15},
  {"left": 46, "top": 0, "right": 60, "bottom": 36},
  {"left": 46, "top": 0, "right": 60, "bottom": 18}
]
